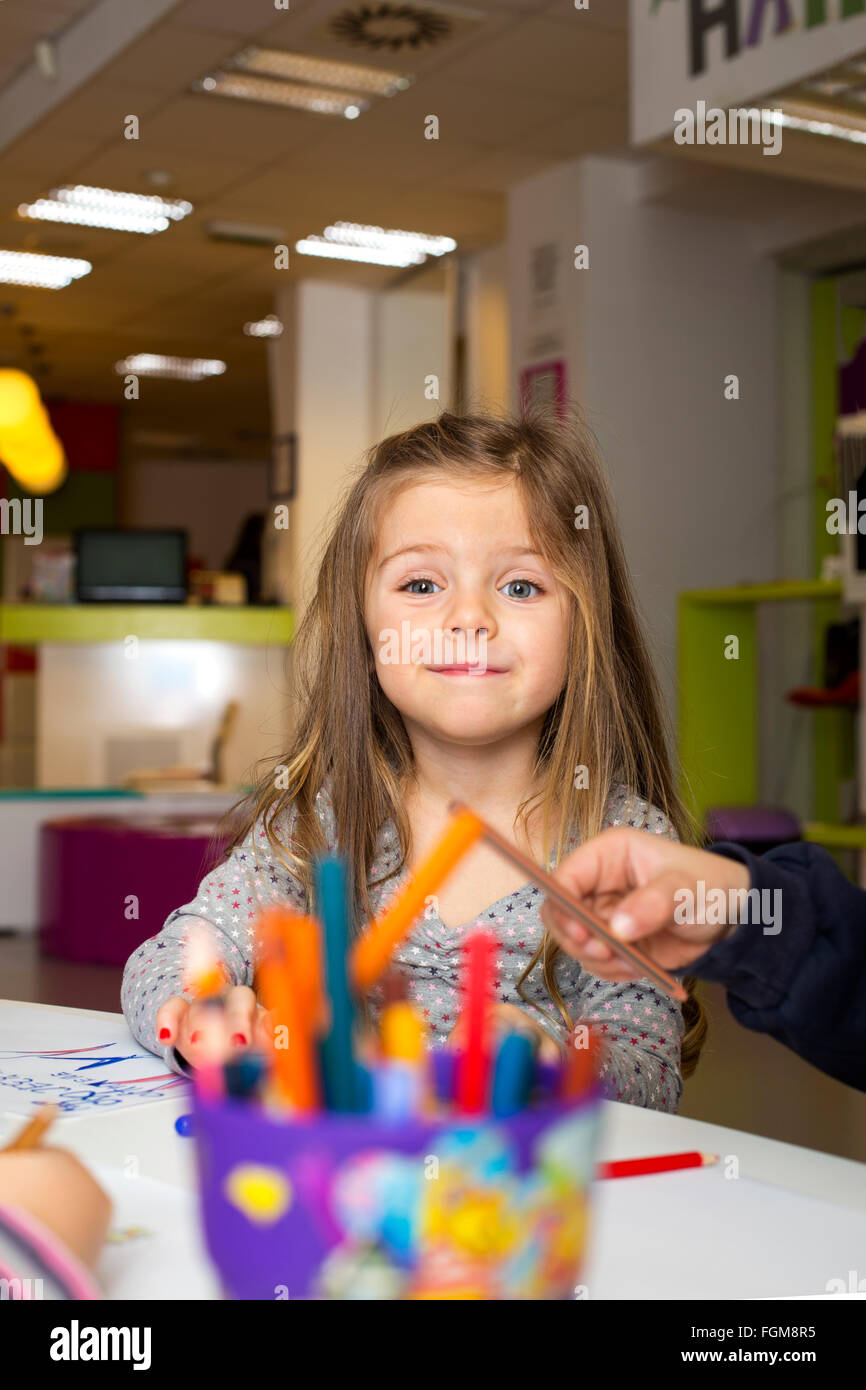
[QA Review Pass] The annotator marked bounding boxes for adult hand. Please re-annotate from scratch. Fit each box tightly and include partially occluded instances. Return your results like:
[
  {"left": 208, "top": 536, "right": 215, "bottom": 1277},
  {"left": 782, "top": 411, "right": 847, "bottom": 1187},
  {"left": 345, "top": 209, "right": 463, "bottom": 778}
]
[{"left": 541, "top": 828, "right": 750, "bottom": 981}]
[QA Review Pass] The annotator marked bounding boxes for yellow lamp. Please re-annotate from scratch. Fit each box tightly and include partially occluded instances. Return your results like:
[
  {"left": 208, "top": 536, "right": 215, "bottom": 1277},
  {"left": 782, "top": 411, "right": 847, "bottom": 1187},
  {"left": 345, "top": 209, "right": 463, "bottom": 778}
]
[{"left": 0, "top": 369, "right": 67, "bottom": 494}]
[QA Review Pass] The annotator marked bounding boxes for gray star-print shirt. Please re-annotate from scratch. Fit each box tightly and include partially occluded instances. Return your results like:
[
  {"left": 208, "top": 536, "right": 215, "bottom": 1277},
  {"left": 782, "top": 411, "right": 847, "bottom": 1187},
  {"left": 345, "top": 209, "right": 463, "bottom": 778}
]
[{"left": 120, "top": 784, "right": 686, "bottom": 1112}]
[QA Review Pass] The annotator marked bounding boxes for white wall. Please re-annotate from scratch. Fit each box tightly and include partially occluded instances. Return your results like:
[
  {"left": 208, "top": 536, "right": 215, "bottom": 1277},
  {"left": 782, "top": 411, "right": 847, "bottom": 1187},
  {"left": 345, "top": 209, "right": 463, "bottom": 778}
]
[
  {"left": 124, "top": 457, "right": 269, "bottom": 573},
  {"left": 509, "top": 154, "right": 779, "bottom": 721},
  {"left": 37, "top": 642, "right": 290, "bottom": 789},
  {"left": 464, "top": 244, "right": 510, "bottom": 414},
  {"left": 269, "top": 274, "right": 454, "bottom": 614},
  {"left": 374, "top": 263, "right": 452, "bottom": 438}
]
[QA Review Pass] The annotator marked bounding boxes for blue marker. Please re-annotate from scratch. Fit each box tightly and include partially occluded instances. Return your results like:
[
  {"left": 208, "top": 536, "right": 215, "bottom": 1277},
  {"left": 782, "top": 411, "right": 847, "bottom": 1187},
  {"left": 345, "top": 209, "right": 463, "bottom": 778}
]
[
  {"left": 223, "top": 1051, "right": 266, "bottom": 1099},
  {"left": 315, "top": 854, "right": 363, "bottom": 1111},
  {"left": 371, "top": 1061, "right": 421, "bottom": 1122},
  {"left": 174, "top": 1113, "right": 194, "bottom": 1137},
  {"left": 431, "top": 1047, "right": 457, "bottom": 1105},
  {"left": 491, "top": 1032, "right": 535, "bottom": 1118}
]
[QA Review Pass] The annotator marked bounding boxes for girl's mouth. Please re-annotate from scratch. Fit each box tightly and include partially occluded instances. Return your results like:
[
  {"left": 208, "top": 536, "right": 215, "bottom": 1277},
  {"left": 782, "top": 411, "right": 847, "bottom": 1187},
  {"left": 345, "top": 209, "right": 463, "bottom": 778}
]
[{"left": 427, "top": 665, "right": 507, "bottom": 677}]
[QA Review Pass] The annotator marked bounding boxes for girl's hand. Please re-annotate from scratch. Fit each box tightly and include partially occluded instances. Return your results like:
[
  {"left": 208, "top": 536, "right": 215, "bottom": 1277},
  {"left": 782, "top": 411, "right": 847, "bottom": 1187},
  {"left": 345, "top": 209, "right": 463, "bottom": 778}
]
[
  {"left": 540, "top": 827, "right": 750, "bottom": 981},
  {"left": 156, "top": 987, "right": 273, "bottom": 1067},
  {"left": 445, "top": 1001, "right": 562, "bottom": 1063},
  {"left": 0, "top": 1147, "right": 112, "bottom": 1270}
]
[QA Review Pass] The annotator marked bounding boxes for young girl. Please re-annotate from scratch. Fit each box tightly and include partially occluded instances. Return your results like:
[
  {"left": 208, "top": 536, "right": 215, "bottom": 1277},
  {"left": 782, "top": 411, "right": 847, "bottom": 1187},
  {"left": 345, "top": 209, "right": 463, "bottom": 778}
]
[{"left": 122, "top": 410, "right": 705, "bottom": 1111}]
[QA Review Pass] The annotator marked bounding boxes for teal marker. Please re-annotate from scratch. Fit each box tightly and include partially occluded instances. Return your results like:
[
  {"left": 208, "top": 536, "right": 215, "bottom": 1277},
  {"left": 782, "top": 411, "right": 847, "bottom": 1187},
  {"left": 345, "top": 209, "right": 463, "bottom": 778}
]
[
  {"left": 491, "top": 1031, "right": 535, "bottom": 1118},
  {"left": 315, "top": 854, "right": 363, "bottom": 1111}
]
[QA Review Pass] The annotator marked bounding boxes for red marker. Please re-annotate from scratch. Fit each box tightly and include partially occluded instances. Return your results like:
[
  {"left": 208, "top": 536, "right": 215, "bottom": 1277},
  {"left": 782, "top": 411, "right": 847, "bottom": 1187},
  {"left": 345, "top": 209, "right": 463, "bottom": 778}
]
[
  {"left": 456, "top": 929, "right": 497, "bottom": 1114},
  {"left": 597, "top": 1151, "right": 718, "bottom": 1180}
]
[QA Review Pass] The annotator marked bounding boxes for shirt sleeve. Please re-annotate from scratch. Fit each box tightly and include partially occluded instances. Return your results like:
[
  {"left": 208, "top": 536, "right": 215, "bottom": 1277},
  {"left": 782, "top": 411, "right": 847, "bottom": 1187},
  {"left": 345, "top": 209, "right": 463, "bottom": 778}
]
[
  {"left": 688, "top": 840, "right": 866, "bottom": 1092},
  {"left": 121, "top": 804, "right": 311, "bottom": 1073},
  {"left": 0, "top": 1202, "right": 103, "bottom": 1300},
  {"left": 563, "top": 788, "right": 686, "bottom": 1112}
]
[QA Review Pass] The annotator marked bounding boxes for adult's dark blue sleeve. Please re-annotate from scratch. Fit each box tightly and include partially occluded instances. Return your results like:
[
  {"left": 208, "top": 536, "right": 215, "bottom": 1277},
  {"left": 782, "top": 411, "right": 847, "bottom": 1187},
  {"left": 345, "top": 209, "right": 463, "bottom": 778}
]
[{"left": 686, "top": 841, "right": 866, "bottom": 1092}]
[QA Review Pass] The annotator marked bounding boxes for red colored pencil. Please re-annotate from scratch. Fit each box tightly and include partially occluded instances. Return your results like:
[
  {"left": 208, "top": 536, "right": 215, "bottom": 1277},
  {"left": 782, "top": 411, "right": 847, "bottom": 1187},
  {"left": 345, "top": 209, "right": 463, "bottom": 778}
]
[
  {"left": 597, "top": 1151, "right": 718, "bottom": 1180},
  {"left": 456, "top": 929, "right": 497, "bottom": 1114}
]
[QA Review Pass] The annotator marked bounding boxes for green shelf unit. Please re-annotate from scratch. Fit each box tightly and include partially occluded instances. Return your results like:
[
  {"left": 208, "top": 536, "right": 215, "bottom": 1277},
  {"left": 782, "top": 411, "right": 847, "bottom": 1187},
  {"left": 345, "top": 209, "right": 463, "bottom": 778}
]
[
  {"left": 803, "top": 821, "right": 866, "bottom": 850},
  {"left": 678, "top": 580, "right": 845, "bottom": 830},
  {"left": 0, "top": 604, "right": 295, "bottom": 645}
]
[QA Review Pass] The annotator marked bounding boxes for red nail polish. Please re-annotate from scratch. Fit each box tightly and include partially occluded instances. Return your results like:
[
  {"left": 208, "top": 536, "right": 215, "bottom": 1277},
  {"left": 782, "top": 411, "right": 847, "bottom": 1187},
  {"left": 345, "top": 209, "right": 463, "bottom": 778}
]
[
  {"left": 231, "top": 1033, "right": 247, "bottom": 1046},
  {"left": 190, "top": 1030, "right": 201, "bottom": 1043},
  {"left": 158, "top": 1027, "right": 171, "bottom": 1041}
]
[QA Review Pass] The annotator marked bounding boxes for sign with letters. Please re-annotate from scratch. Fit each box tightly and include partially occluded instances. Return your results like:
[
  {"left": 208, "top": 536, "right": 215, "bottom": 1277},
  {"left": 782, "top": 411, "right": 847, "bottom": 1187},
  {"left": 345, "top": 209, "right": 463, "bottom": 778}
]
[{"left": 631, "top": 0, "right": 866, "bottom": 144}]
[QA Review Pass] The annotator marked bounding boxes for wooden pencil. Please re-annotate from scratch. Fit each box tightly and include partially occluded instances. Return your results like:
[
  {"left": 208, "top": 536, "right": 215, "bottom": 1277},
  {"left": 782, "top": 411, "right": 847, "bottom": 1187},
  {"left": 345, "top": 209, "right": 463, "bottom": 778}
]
[
  {"left": 448, "top": 801, "right": 688, "bottom": 1003},
  {"left": 3, "top": 1103, "right": 58, "bottom": 1151}
]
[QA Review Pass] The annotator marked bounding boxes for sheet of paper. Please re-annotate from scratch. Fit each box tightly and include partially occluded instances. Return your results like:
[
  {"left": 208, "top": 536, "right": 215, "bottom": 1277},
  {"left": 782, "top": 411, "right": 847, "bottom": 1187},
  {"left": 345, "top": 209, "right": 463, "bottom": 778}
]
[
  {"left": 93, "top": 1165, "right": 220, "bottom": 1301},
  {"left": 584, "top": 1165, "right": 866, "bottom": 1299},
  {"left": 92, "top": 1163, "right": 866, "bottom": 1302},
  {"left": 0, "top": 1002, "right": 190, "bottom": 1118}
]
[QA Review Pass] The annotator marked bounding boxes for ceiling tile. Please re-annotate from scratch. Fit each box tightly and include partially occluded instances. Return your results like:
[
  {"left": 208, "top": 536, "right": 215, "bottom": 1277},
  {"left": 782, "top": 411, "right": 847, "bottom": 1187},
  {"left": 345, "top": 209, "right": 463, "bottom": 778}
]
[
  {"left": 92, "top": 25, "right": 246, "bottom": 94},
  {"left": 442, "top": 15, "right": 626, "bottom": 100},
  {"left": 543, "top": 0, "right": 628, "bottom": 30},
  {"left": 169, "top": 0, "right": 313, "bottom": 36}
]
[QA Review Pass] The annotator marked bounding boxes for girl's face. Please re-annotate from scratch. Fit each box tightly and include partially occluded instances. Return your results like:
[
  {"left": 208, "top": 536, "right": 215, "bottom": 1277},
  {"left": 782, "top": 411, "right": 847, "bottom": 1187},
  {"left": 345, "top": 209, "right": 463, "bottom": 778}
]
[{"left": 365, "top": 476, "right": 570, "bottom": 749}]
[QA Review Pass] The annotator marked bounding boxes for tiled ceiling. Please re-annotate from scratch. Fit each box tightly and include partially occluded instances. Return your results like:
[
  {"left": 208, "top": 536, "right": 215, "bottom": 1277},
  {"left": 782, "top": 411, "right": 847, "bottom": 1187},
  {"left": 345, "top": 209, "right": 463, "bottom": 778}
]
[{"left": 0, "top": 0, "right": 628, "bottom": 452}]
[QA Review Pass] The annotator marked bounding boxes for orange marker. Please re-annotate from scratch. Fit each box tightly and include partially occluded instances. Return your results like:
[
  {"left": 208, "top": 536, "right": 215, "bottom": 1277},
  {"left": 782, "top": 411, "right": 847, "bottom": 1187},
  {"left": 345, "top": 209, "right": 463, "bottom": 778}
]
[
  {"left": 562, "top": 1025, "right": 601, "bottom": 1100},
  {"left": 256, "top": 909, "right": 322, "bottom": 1111},
  {"left": 350, "top": 808, "right": 484, "bottom": 992},
  {"left": 184, "top": 924, "right": 230, "bottom": 1100}
]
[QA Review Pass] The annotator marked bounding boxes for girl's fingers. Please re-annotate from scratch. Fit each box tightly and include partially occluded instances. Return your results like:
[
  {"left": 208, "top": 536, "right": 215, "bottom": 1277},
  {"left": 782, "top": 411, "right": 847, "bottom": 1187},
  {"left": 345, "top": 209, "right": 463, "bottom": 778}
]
[
  {"left": 253, "top": 1005, "right": 275, "bottom": 1052},
  {"left": 155, "top": 996, "right": 189, "bottom": 1048},
  {"left": 223, "top": 986, "right": 259, "bottom": 1050}
]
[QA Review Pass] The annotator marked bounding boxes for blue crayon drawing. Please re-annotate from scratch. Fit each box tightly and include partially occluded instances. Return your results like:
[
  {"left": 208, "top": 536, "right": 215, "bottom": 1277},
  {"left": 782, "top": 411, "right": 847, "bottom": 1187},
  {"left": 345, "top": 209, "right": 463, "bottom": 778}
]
[{"left": 0, "top": 1042, "right": 190, "bottom": 1114}]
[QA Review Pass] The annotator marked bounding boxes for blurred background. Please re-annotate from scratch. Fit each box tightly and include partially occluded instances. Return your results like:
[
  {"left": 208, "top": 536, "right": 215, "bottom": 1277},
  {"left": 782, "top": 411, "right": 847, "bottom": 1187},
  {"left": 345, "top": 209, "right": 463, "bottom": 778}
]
[{"left": 1, "top": 0, "right": 866, "bottom": 1160}]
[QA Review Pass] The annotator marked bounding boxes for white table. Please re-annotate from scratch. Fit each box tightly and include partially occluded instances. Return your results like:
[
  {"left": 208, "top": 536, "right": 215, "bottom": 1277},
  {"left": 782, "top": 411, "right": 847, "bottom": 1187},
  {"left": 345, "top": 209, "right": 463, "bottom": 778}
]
[{"left": 3, "top": 1001, "right": 866, "bottom": 1300}]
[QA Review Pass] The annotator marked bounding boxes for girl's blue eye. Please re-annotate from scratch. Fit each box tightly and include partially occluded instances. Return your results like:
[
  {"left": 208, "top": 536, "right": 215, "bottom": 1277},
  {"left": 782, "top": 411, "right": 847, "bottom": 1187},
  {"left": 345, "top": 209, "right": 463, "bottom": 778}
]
[
  {"left": 401, "top": 577, "right": 441, "bottom": 595},
  {"left": 502, "top": 578, "right": 542, "bottom": 599}
]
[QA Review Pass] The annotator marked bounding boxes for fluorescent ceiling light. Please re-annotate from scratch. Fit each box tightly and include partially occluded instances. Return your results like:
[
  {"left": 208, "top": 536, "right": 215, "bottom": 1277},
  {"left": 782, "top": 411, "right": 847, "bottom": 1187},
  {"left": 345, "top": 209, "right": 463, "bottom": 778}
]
[
  {"left": 295, "top": 237, "right": 423, "bottom": 266},
  {"left": 230, "top": 46, "right": 412, "bottom": 97},
  {"left": 18, "top": 185, "right": 192, "bottom": 234},
  {"left": 115, "top": 354, "right": 226, "bottom": 381},
  {"left": 295, "top": 221, "right": 457, "bottom": 267},
  {"left": 324, "top": 222, "right": 456, "bottom": 257},
  {"left": 244, "top": 315, "right": 283, "bottom": 338},
  {"left": 769, "top": 104, "right": 866, "bottom": 145},
  {"left": 800, "top": 77, "right": 859, "bottom": 98},
  {"left": 196, "top": 72, "right": 370, "bottom": 117},
  {"left": 0, "top": 249, "right": 91, "bottom": 288}
]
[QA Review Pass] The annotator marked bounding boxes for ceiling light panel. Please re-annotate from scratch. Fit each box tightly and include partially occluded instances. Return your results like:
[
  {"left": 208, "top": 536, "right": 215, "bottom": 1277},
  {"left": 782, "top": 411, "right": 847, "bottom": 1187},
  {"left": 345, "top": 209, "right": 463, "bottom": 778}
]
[
  {"left": 18, "top": 185, "right": 192, "bottom": 235},
  {"left": 0, "top": 250, "right": 92, "bottom": 289},
  {"left": 196, "top": 72, "right": 370, "bottom": 116},
  {"left": 115, "top": 355, "right": 226, "bottom": 381},
  {"left": 295, "top": 222, "right": 457, "bottom": 267},
  {"left": 230, "top": 46, "right": 412, "bottom": 96}
]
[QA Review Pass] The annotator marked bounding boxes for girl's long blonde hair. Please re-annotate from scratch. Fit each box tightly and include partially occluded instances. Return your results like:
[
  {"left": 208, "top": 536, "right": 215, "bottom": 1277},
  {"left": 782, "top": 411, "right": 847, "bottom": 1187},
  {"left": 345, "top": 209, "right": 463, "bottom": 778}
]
[{"left": 236, "top": 409, "right": 706, "bottom": 1078}]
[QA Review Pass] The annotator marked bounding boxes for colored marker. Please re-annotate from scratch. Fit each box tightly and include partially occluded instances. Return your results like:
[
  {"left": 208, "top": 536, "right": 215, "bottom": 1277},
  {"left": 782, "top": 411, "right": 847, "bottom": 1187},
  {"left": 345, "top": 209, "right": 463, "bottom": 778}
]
[
  {"left": 350, "top": 809, "right": 484, "bottom": 992},
  {"left": 315, "top": 855, "right": 364, "bottom": 1112},
  {"left": 455, "top": 928, "right": 497, "bottom": 1114},
  {"left": 223, "top": 1050, "right": 267, "bottom": 1100},
  {"left": 184, "top": 923, "right": 228, "bottom": 1100},
  {"left": 256, "top": 909, "right": 322, "bottom": 1112},
  {"left": 562, "top": 1025, "right": 600, "bottom": 1100},
  {"left": 373, "top": 999, "right": 427, "bottom": 1121},
  {"left": 431, "top": 1048, "right": 457, "bottom": 1106},
  {"left": 597, "top": 1151, "right": 719, "bottom": 1180},
  {"left": 491, "top": 1031, "right": 535, "bottom": 1118}
]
